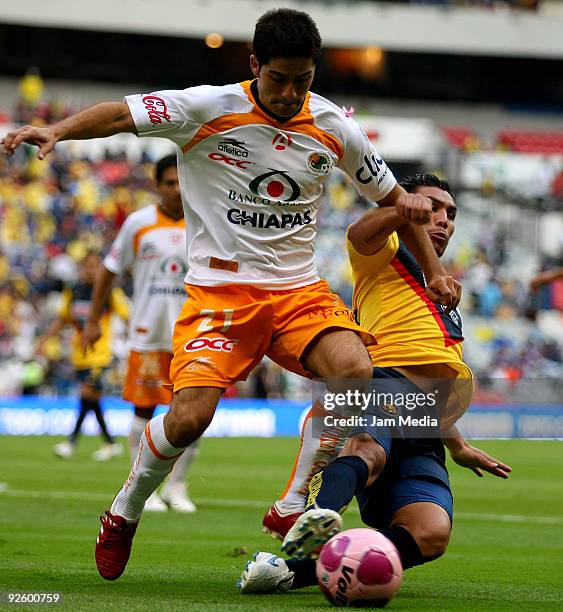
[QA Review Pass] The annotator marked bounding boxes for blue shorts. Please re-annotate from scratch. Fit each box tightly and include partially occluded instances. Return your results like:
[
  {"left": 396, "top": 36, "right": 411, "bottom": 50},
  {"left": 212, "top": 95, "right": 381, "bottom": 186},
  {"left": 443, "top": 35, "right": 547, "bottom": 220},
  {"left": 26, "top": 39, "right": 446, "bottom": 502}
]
[
  {"left": 353, "top": 367, "right": 453, "bottom": 528},
  {"left": 76, "top": 367, "right": 105, "bottom": 392}
]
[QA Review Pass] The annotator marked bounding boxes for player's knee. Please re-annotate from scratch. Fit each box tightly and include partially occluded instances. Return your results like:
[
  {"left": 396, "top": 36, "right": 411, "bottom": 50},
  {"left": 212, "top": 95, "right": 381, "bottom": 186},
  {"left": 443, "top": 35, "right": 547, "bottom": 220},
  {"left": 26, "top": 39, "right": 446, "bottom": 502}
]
[
  {"left": 413, "top": 523, "right": 451, "bottom": 560},
  {"left": 331, "top": 353, "right": 372, "bottom": 381}
]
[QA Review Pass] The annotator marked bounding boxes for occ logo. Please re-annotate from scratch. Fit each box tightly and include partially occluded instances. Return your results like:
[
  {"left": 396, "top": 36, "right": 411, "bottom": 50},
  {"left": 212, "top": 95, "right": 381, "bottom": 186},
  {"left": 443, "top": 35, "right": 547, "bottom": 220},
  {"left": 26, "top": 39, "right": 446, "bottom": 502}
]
[
  {"left": 184, "top": 337, "right": 238, "bottom": 352},
  {"left": 208, "top": 153, "right": 254, "bottom": 169}
]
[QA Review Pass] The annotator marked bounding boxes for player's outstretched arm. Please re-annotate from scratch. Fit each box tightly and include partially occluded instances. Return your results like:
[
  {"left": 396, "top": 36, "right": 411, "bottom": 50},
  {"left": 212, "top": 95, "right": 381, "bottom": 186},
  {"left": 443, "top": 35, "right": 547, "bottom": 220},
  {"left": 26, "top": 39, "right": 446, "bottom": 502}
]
[
  {"left": 442, "top": 425, "right": 512, "bottom": 479},
  {"left": 347, "top": 205, "right": 409, "bottom": 256},
  {"left": 1, "top": 102, "right": 136, "bottom": 160},
  {"left": 376, "top": 185, "right": 461, "bottom": 312},
  {"left": 82, "top": 266, "right": 118, "bottom": 353}
]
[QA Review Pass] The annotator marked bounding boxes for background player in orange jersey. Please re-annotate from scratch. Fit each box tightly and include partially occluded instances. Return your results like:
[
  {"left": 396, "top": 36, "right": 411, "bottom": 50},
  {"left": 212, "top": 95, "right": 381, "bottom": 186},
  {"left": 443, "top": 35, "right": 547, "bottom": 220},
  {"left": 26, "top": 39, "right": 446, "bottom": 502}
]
[
  {"left": 3, "top": 10, "right": 462, "bottom": 580},
  {"left": 84, "top": 155, "right": 199, "bottom": 513},
  {"left": 37, "top": 251, "right": 129, "bottom": 461}
]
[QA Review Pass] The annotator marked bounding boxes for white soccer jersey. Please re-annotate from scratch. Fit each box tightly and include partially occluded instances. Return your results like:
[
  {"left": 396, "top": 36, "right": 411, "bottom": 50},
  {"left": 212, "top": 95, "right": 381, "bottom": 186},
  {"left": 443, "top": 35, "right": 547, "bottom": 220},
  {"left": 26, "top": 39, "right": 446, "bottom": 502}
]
[
  {"left": 125, "top": 80, "right": 396, "bottom": 289},
  {"left": 104, "top": 205, "right": 186, "bottom": 351}
]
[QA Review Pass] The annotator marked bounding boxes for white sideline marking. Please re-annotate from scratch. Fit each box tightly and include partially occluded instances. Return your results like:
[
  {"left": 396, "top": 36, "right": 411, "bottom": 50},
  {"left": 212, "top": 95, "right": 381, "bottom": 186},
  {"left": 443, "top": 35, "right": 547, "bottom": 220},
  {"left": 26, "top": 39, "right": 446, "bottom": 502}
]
[{"left": 1, "top": 486, "right": 562, "bottom": 525}]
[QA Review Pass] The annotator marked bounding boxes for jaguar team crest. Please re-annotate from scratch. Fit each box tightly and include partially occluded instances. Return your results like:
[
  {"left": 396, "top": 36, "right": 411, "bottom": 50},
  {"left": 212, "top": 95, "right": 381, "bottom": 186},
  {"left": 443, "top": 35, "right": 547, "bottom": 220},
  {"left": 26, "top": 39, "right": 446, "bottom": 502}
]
[{"left": 306, "top": 151, "right": 333, "bottom": 176}]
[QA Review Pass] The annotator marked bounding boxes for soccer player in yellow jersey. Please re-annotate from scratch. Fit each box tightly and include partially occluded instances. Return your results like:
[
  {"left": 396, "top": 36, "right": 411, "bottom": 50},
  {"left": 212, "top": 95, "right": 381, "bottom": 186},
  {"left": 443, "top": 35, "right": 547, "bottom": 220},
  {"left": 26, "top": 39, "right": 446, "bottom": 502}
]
[
  {"left": 37, "top": 251, "right": 129, "bottom": 460},
  {"left": 84, "top": 155, "right": 199, "bottom": 513},
  {"left": 3, "top": 10, "right": 462, "bottom": 580},
  {"left": 241, "top": 175, "right": 512, "bottom": 593}
]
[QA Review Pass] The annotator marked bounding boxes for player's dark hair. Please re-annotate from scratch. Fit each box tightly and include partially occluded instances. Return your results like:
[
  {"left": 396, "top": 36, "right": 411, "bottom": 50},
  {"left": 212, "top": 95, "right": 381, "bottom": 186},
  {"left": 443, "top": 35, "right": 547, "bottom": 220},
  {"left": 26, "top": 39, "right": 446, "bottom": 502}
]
[
  {"left": 399, "top": 174, "right": 454, "bottom": 199},
  {"left": 155, "top": 154, "right": 178, "bottom": 183},
  {"left": 253, "top": 9, "right": 322, "bottom": 65}
]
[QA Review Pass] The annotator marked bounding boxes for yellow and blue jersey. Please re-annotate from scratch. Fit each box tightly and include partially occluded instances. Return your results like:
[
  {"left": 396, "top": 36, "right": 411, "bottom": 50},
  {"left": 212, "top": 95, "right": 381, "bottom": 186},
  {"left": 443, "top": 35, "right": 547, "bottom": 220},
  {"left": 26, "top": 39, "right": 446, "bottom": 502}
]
[
  {"left": 58, "top": 283, "right": 129, "bottom": 370},
  {"left": 347, "top": 231, "right": 473, "bottom": 421}
]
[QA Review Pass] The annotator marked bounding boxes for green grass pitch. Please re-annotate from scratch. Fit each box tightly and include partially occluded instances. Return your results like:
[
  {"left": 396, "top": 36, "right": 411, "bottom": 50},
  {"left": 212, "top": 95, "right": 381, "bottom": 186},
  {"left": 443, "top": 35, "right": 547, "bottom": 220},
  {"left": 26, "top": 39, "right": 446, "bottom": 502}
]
[{"left": 1, "top": 436, "right": 562, "bottom": 611}]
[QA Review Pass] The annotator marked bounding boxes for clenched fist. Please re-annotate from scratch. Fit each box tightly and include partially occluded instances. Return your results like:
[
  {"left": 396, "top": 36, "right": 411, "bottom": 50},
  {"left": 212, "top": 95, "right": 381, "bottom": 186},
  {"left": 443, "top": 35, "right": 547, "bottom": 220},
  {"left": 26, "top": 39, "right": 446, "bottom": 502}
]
[{"left": 395, "top": 192, "right": 432, "bottom": 225}]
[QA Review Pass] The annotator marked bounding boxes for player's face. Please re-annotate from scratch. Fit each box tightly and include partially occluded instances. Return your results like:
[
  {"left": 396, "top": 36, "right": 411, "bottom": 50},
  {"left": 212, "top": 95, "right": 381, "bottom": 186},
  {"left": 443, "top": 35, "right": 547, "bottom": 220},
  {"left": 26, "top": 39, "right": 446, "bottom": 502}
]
[
  {"left": 250, "top": 55, "right": 315, "bottom": 118},
  {"left": 157, "top": 167, "right": 182, "bottom": 215},
  {"left": 80, "top": 254, "right": 100, "bottom": 284},
  {"left": 418, "top": 186, "right": 457, "bottom": 257}
]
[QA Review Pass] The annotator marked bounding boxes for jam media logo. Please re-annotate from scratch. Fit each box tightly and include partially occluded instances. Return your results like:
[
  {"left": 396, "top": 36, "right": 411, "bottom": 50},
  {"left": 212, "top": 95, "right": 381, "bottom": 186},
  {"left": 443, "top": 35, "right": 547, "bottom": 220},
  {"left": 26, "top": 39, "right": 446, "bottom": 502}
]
[
  {"left": 249, "top": 169, "right": 301, "bottom": 202},
  {"left": 217, "top": 138, "right": 249, "bottom": 158},
  {"left": 142, "top": 95, "right": 171, "bottom": 125},
  {"left": 272, "top": 132, "right": 293, "bottom": 151},
  {"left": 306, "top": 151, "right": 333, "bottom": 176}
]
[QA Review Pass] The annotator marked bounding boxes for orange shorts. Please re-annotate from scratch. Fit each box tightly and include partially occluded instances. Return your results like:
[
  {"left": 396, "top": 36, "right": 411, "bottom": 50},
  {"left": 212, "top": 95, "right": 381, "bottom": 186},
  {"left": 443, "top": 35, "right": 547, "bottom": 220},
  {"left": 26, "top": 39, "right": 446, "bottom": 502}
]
[
  {"left": 170, "top": 280, "right": 374, "bottom": 392},
  {"left": 123, "top": 350, "right": 173, "bottom": 408}
]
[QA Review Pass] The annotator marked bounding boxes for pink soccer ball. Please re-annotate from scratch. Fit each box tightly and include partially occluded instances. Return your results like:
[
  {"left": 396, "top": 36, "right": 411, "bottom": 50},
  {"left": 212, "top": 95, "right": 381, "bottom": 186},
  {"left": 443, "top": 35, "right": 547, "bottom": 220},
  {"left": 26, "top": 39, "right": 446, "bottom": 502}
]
[{"left": 316, "top": 528, "right": 403, "bottom": 608}]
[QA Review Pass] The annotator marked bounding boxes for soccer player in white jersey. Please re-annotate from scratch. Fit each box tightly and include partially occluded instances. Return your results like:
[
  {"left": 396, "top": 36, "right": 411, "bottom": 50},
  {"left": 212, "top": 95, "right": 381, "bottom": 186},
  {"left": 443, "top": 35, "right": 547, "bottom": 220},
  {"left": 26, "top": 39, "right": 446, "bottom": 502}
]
[
  {"left": 2, "top": 9, "right": 461, "bottom": 581},
  {"left": 83, "top": 155, "right": 198, "bottom": 514}
]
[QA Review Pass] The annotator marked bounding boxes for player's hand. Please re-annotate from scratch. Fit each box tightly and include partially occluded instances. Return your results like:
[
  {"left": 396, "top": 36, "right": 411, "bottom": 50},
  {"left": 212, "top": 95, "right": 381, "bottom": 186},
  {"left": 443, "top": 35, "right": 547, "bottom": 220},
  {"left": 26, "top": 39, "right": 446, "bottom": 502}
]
[
  {"left": 1, "top": 125, "right": 59, "bottom": 159},
  {"left": 395, "top": 192, "right": 432, "bottom": 225},
  {"left": 82, "top": 320, "right": 101, "bottom": 353},
  {"left": 450, "top": 443, "right": 512, "bottom": 479},
  {"left": 425, "top": 274, "right": 462, "bottom": 313}
]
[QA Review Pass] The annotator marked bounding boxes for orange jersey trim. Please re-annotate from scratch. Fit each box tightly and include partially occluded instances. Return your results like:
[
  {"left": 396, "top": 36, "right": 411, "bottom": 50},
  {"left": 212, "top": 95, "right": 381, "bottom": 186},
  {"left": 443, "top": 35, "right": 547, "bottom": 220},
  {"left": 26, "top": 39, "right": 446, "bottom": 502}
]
[
  {"left": 181, "top": 80, "right": 344, "bottom": 160},
  {"left": 144, "top": 422, "right": 184, "bottom": 461},
  {"left": 133, "top": 208, "right": 185, "bottom": 255}
]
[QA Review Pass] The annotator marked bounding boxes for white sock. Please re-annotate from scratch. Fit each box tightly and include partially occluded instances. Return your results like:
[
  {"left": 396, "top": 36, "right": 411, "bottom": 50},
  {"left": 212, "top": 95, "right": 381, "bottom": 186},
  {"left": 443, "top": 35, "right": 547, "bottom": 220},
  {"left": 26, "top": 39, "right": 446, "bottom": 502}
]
[
  {"left": 167, "top": 439, "right": 200, "bottom": 486},
  {"left": 278, "top": 404, "right": 345, "bottom": 513},
  {"left": 128, "top": 415, "right": 148, "bottom": 464},
  {"left": 112, "top": 413, "right": 185, "bottom": 521}
]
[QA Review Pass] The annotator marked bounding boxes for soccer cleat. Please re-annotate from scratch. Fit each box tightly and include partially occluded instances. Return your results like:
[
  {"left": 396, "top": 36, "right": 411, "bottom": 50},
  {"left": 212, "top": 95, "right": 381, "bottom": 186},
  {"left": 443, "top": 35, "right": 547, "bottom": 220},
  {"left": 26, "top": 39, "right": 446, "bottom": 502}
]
[
  {"left": 54, "top": 441, "right": 74, "bottom": 459},
  {"left": 281, "top": 508, "right": 342, "bottom": 559},
  {"left": 92, "top": 443, "right": 123, "bottom": 462},
  {"left": 237, "top": 552, "right": 294, "bottom": 594},
  {"left": 95, "top": 511, "right": 139, "bottom": 581},
  {"left": 262, "top": 501, "right": 302, "bottom": 540},
  {"left": 143, "top": 492, "right": 168, "bottom": 512},
  {"left": 160, "top": 482, "right": 197, "bottom": 513}
]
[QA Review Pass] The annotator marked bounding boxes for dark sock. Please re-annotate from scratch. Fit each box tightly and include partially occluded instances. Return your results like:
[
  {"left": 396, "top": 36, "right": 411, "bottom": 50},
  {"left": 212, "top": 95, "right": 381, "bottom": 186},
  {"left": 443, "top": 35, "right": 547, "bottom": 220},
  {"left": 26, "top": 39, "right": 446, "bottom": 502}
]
[
  {"left": 305, "top": 456, "right": 369, "bottom": 513},
  {"left": 379, "top": 525, "right": 424, "bottom": 570},
  {"left": 286, "top": 558, "right": 317, "bottom": 589},
  {"left": 69, "top": 399, "right": 91, "bottom": 444},
  {"left": 88, "top": 398, "right": 115, "bottom": 444}
]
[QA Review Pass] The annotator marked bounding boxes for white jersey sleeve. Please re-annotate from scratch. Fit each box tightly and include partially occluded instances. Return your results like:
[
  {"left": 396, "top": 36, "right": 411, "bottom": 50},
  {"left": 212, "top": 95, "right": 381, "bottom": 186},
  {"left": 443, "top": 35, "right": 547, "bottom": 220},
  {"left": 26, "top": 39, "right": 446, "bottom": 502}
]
[
  {"left": 104, "top": 213, "right": 137, "bottom": 275},
  {"left": 338, "top": 115, "right": 397, "bottom": 202},
  {"left": 124, "top": 85, "right": 245, "bottom": 148}
]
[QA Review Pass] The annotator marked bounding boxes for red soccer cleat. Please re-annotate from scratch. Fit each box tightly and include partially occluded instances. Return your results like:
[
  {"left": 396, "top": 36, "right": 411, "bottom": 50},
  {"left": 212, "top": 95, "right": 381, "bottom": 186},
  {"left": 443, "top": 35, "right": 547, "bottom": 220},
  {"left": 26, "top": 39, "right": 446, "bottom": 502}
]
[
  {"left": 95, "top": 511, "right": 139, "bottom": 581},
  {"left": 262, "top": 502, "right": 303, "bottom": 541}
]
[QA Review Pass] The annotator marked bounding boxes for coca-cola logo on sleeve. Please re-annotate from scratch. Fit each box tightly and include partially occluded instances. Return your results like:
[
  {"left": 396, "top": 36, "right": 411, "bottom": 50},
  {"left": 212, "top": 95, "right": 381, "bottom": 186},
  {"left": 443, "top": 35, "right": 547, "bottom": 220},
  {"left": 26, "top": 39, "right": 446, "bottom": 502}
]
[{"left": 142, "top": 95, "right": 172, "bottom": 125}]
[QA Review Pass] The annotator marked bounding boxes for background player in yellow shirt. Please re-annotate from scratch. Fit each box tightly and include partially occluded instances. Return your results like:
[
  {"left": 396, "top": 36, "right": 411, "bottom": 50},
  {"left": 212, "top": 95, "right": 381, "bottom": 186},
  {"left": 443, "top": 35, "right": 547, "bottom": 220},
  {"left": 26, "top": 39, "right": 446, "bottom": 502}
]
[
  {"left": 240, "top": 175, "right": 511, "bottom": 593},
  {"left": 84, "top": 155, "right": 199, "bottom": 513},
  {"left": 37, "top": 251, "right": 129, "bottom": 460}
]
